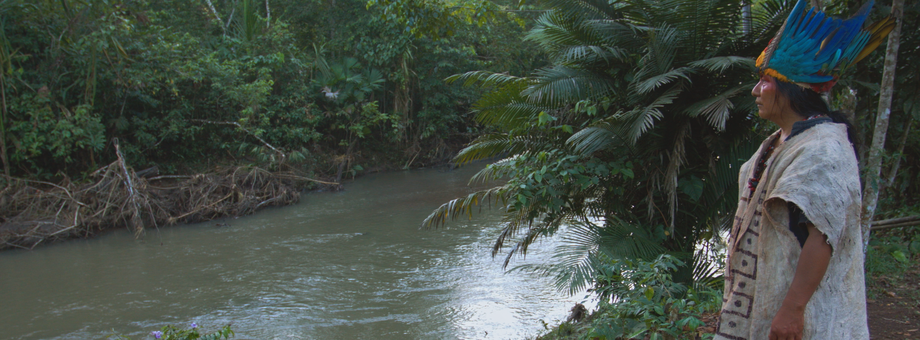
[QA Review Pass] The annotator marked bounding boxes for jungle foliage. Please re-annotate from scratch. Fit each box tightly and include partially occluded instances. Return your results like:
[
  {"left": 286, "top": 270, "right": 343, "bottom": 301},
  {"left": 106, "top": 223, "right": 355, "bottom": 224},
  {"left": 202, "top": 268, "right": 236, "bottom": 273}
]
[
  {"left": 0, "top": 0, "right": 543, "bottom": 181},
  {"left": 424, "top": 0, "right": 781, "bottom": 289},
  {"left": 420, "top": 0, "right": 920, "bottom": 306}
]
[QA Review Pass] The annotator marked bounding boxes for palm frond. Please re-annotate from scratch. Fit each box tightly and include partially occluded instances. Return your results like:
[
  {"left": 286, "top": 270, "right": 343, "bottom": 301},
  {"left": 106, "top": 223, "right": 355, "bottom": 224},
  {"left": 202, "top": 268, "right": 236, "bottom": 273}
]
[
  {"left": 633, "top": 66, "right": 693, "bottom": 95},
  {"left": 567, "top": 126, "right": 619, "bottom": 156},
  {"left": 511, "top": 220, "right": 604, "bottom": 295},
  {"left": 635, "top": 25, "right": 681, "bottom": 77},
  {"left": 617, "top": 85, "right": 682, "bottom": 144},
  {"left": 688, "top": 56, "right": 756, "bottom": 74},
  {"left": 474, "top": 100, "right": 551, "bottom": 130},
  {"left": 454, "top": 133, "right": 558, "bottom": 165},
  {"left": 524, "top": 65, "right": 615, "bottom": 107},
  {"left": 510, "top": 217, "right": 666, "bottom": 295},
  {"left": 421, "top": 186, "right": 508, "bottom": 229},
  {"left": 555, "top": 45, "right": 631, "bottom": 66},
  {"left": 527, "top": 11, "right": 635, "bottom": 65},
  {"left": 676, "top": 0, "right": 740, "bottom": 57},
  {"left": 468, "top": 156, "right": 520, "bottom": 185},
  {"left": 751, "top": 0, "right": 794, "bottom": 44},
  {"left": 683, "top": 83, "right": 752, "bottom": 131},
  {"left": 595, "top": 219, "right": 666, "bottom": 262},
  {"left": 445, "top": 70, "right": 529, "bottom": 88},
  {"left": 445, "top": 70, "right": 546, "bottom": 131},
  {"left": 544, "top": 0, "right": 625, "bottom": 21},
  {"left": 690, "top": 242, "right": 724, "bottom": 291}
]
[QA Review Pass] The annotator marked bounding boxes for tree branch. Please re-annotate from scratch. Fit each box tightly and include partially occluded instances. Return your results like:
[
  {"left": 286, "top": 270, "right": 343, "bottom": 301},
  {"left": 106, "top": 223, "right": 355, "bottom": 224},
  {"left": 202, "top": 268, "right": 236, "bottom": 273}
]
[
  {"left": 191, "top": 119, "right": 286, "bottom": 161},
  {"left": 204, "top": 0, "right": 226, "bottom": 34}
]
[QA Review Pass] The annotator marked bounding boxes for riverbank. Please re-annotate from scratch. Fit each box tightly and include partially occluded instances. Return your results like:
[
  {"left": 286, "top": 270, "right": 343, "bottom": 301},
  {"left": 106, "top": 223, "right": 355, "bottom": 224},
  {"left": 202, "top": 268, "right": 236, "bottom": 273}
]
[
  {"left": 0, "top": 135, "right": 468, "bottom": 251},
  {"left": 0, "top": 141, "right": 342, "bottom": 251},
  {"left": 0, "top": 164, "right": 323, "bottom": 251}
]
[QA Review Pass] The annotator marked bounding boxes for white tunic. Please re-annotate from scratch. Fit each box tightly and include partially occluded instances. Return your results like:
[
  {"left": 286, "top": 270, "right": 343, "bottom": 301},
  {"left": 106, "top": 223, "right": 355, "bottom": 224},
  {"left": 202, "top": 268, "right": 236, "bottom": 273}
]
[{"left": 715, "top": 123, "right": 868, "bottom": 340}]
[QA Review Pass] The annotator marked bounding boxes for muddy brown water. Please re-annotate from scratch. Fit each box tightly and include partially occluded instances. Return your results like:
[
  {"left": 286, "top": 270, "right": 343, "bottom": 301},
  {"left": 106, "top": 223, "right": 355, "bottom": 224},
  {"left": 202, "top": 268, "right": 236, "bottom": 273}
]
[{"left": 0, "top": 165, "right": 588, "bottom": 339}]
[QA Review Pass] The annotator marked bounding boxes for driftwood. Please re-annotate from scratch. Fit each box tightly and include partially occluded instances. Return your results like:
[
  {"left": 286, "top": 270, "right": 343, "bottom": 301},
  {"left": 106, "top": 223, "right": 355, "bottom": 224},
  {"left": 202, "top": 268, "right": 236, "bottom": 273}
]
[{"left": 0, "top": 144, "right": 336, "bottom": 251}]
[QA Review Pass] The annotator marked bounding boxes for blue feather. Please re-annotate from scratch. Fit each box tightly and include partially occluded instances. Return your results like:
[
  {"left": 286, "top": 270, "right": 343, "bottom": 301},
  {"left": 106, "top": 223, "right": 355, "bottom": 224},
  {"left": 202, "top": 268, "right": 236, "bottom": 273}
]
[{"left": 763, "top": 0, "right": 879, "bottom": 82}]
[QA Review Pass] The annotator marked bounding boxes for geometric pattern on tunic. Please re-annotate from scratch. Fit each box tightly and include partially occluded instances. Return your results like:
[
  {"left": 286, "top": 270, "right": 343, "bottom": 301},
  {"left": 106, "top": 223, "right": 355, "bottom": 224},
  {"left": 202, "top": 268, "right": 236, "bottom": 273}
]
[{"left": 716, "top": 192, "right": 765, "bottom": 340}]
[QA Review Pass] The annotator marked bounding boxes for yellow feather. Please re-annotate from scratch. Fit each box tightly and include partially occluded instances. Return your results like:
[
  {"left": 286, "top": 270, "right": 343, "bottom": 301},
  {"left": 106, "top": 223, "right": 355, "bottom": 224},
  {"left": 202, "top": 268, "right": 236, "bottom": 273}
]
[
  {"left": 763, "top": 68, "right": 790, "bottom": 83},
  {"left": 852, "top": 17, "right": 895, "bottom": 64}
]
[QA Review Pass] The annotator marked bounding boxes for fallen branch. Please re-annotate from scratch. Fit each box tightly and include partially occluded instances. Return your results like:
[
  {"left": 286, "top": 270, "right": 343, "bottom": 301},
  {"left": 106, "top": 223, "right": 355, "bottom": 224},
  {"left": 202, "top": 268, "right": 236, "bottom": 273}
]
[
  {"left": 871, "top": 215, "right": 920, "bottom": 227},
  {"left": 49, "top": 206, "right": 80, "bottom": 237},
  {"left": 168, "top": 191, "right": 234, "bottom": 223},
  {"left": 273, "top": 173, "right": 339, "bottom": 186},
  {"left": 871, "top": 222, "right": 920, "bottom": 231},
  {"left": 148, "top": 175, "right": 194, "bottom": 181},
  {"left": 115, "top": 140, "right": 145, "bottom": 237},
  {"left": 0, "top": 163, "right": 319, "bottom": 251}
]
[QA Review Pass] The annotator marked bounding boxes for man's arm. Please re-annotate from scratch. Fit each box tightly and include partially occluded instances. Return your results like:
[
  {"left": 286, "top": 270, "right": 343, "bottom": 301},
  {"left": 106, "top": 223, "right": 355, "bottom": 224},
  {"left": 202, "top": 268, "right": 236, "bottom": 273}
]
[{"left": 769, "top": 224, "right": 832, "bottom": 340}]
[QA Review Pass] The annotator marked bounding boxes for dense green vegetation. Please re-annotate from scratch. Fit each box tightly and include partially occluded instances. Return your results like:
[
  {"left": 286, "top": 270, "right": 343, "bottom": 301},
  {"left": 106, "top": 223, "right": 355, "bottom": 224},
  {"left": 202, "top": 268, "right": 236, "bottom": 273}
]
[
  {"left": 426, "top": 0, "right": 776, "bottom": 287},
  {"left": 0, "top": 0, "right": 542, "bottom": 181},
  {"left": 2, "top": 0, "right": 919, "bottom": 337},
  {"left": 413, "top": 0, "right": 920, "bottom": 337}
]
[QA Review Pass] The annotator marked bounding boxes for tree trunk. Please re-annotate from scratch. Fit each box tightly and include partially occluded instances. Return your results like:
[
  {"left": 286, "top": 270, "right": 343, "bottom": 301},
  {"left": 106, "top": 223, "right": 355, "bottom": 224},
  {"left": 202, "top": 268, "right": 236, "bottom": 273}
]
[
  {"left": 861, "top": 0, "right": 903, "bottom": 250},
  {"left": 882, "top": 116, "right": 912, "bottom": 192},
  {"left": 265, "top": 0, "right": 271, "bottom": 28},
  {"left": 810, "top": 0, "right": 823, "bottom": 10},
  {"left": 0, "top": 76, "right": 9, "bottom": 178},
  {"left": 837, "top": 86, "right": 857, "bottom": 125},
  {"left": 204, "top": 0, "right": 226, "bottom": 34}
]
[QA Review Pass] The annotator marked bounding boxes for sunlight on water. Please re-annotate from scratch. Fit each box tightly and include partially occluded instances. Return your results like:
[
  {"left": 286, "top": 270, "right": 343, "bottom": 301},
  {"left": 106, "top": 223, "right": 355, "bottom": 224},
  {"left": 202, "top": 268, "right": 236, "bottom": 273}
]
[{"left": 0, "top": 165, "right": 592, "bottom": 340}]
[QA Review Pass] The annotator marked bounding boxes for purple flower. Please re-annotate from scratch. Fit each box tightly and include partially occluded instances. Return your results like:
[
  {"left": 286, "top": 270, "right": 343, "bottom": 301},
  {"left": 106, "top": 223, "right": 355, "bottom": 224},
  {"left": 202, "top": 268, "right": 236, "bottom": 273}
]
[
  {"left": 190, "top": 322, "right": 198, "bottom": 329},
  {"left": 151, "top": 331, "right": 163, "bottom": 339}
]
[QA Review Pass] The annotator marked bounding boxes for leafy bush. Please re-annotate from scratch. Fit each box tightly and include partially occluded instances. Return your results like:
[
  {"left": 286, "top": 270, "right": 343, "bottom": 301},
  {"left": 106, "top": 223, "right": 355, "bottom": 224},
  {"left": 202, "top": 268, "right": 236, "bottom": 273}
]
[
  {"left": 0, "top": 0, "right": 538, "bottom": 179},
  {"left": 585, "top": 255, "right": 721, "bottom": 340}
]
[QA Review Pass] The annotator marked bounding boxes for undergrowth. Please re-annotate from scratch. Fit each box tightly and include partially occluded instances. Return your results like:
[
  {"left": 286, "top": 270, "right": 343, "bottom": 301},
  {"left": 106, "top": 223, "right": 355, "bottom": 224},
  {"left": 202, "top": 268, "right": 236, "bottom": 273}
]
[
  {"left": 865, "top": 227, "right": 920, "bottom": 300},
  {"left": 539, "top": 255, "right": 722, "bottom": 340}
]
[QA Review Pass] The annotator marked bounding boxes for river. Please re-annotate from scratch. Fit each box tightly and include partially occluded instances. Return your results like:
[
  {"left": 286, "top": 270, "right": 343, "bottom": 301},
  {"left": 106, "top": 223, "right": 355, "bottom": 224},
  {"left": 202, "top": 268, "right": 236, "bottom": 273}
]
[{"left": 0, "top": 165, "right": 589, "bottom": 339}]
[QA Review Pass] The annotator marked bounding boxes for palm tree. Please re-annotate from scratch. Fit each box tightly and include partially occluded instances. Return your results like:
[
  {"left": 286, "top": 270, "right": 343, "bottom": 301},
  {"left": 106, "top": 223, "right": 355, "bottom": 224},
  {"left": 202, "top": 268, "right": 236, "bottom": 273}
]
[{"left": 425, "top": 0, "right": 795, "bottom": 290}]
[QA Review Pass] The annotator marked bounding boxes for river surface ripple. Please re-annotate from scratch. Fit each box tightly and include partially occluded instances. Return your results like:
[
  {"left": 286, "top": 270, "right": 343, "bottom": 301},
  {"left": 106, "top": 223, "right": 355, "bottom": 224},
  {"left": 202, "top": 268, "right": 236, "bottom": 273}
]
[{"left": 0, "top": 165, "right": 588, "bottom": 339}]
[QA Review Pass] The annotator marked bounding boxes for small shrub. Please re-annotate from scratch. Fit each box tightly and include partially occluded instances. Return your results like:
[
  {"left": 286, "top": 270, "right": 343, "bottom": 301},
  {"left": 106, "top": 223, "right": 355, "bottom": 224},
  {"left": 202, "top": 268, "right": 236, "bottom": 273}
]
[{"left": 585, "top": 255, "right": 722, "bottom": 340}]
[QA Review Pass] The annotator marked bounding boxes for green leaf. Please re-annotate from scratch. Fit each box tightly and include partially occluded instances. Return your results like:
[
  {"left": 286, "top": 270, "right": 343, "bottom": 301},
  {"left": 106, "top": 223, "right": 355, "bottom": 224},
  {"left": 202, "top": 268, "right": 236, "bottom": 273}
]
[
  {"left": 537, "top": 111, "right": 557, "bottom": 125},
  {"left": 678, "top": 176, "right": 704, "bottom": 201},
  {"left": 892, "top": 250, "right": 909, "bottom": 264}
]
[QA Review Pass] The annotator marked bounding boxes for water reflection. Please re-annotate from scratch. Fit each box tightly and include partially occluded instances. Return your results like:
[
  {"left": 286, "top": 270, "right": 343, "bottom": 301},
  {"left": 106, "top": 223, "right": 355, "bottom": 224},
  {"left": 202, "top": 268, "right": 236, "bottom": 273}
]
[{"left": 0, "top": 165, "right": 589, "bottom": 339}]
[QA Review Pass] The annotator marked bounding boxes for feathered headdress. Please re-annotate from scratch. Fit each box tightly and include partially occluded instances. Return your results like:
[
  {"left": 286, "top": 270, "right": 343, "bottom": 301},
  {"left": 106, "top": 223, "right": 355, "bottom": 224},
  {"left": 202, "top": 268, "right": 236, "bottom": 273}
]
[{"left": 756, "top": 0, "right": 895, "bottom": 93}]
